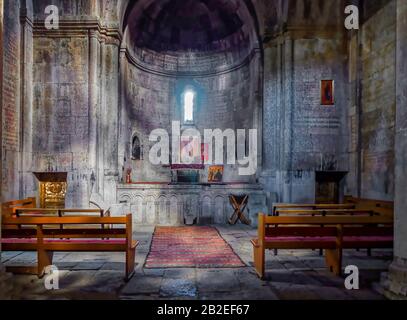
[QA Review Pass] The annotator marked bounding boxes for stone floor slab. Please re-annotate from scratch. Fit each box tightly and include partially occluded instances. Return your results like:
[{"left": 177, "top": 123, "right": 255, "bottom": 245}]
[
  {"left": 197, "top": 269, "right": 240, "bottom": 293},
  {"left": 121, "top": 275, "right": 162, "bottom": 295}
]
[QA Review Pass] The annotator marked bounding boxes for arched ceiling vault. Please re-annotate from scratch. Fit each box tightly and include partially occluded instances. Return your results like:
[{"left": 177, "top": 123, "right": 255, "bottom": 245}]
[{"left": 122, "top": 0, "right": 260, "bottom": 53}]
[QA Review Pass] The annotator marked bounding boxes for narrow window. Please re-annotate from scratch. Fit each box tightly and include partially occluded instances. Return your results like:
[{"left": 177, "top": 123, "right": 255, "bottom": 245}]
[
  {"left": 184, "top": 90, "right": 195, "bottom": 123},
  {"left": 132, "top": 136, "right": 142, "bottom": 160}
]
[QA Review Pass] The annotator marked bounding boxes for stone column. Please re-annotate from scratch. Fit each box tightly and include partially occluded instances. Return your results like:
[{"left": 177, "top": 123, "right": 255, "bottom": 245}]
[
  {"left": 118, "top": 46, "right": 127, "bottom": 183},
  {"left": 19, "top": 5, "right": 34, "bottom": 199},
  {"left": 88, "top": 30, "right": 99, "bottom": 195},
  {"left": 382, "top": 0, "right": 407, "bottom": 299},
  {"left": 0, "top": 0, "right": 14, "bottom": 300},
  {"left": 260, "top": 40, "right": 282, "bottom": 207},
  {"left": 100, "top": 35, "right": 120, "bottom": 206}
]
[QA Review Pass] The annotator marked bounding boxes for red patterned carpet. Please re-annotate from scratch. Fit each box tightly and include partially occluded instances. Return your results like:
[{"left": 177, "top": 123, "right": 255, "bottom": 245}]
[{"left": 144, "top": 226, "right": 245, "bottom": 268}]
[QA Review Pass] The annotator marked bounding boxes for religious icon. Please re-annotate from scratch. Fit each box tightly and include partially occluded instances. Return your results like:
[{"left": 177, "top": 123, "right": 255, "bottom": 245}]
[
  {"left": 321, "top": 80, "right": 335, "bottom": 105},
  {"left": 208, "top": 165, "right": 224, "bottom": 183}
]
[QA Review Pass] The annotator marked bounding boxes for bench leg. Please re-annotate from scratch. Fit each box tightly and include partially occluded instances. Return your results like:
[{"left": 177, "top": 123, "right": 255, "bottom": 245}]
[
  {"left": 38, "top": 250, "right": 54, "bottom": 278},
  {"left": 325, "top": 249, "right": 342, "bottom": 276},
  {"left": 253, "top": 243, "right": 265, "bottom": 279},
  {"left": 125, "top": 247, "right": 136, "bottom": 281}
]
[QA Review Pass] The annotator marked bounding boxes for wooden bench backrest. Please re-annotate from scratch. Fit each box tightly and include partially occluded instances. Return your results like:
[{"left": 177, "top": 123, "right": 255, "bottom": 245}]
[
  {"left": 275, "top": 209, "right": 376, "bottom": 216},
  {"left": 344, "top": 196, "right": 394, "bottom": 218},
  {"left": 1, "top": 198, "right": 36, "bottom": 218},
  {"left": 272, "top": 203, "right": 355, "bottom": 214},
  {"left": 257, "top": 213, "right": 393, "bottom": 243},
  {"left": 2, "top": 214, "right": 133, "bottom": 244},
  {"left": 12, "top": 207, "right": 105, "bottom": 216}
]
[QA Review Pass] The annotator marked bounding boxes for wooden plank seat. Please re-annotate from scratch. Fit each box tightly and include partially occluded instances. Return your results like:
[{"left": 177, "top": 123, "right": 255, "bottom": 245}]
[
  {"left": 251, "top": 213, "right": 393, "bottom": 279},
  {"left": 1, "top": 214, "right": 138, "bottom": 281}
]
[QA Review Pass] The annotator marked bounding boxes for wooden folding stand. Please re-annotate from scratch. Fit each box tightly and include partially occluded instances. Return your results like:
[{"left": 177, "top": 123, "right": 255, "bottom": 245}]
[{"left": 228, "top": 195, "right": 251, "bottom": 225}]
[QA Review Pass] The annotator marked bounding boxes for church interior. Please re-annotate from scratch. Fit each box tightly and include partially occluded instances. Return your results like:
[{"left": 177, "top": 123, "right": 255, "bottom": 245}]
[{"left": 0, "top": 0, "right": 406, "bottom": 301}]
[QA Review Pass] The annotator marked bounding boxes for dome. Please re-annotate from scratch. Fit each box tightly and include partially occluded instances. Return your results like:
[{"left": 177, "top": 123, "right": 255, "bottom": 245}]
[{"left": 124, "top": 0, "right": 256, "bottom": 53}]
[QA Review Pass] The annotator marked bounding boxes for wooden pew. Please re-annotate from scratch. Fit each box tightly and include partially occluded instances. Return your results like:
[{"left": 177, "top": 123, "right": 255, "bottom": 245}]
[
  {"left": 251, "top": 213, "right": 393, "bottom": 279},
  {"left": 344, "top": 196, "right": 394, "bottom": 218},
  {"left": 12, "top": 207, "right": 105, "bottom": 218},
  {"left": 272, "top": 203, "right": 356, "bottom": 215},
  {"left": 273, "top": 208, "right": 379, "bottom": 256},
  {"left": 275, "top": 209, "right": 378, "bottom": 217},
  {"left": 1, "top": 214, "right": 138, "bottom": 281},
  {"left": 2, "top": 197, "right": 37, "bottom": 218},
  {"left": 11, "top": 207, "right": 108, "bottom": 231}
]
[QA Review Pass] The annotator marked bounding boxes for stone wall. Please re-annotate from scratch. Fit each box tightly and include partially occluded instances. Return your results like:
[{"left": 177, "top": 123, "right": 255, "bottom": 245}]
[
  {"left": 33, "top": 0, "right": 95, "bottom": 17},
  {"left": 31, "top": 35, "right": 90, "bottom": 207},
  {"left": 28, "top": 1, "right": 122, "bottom": 208},
  {"left": 262, "top": 31, "right": 348, "bottom": 203},
  {"left": 347, "top": 0, "right": 397, "bottom": 201},
  {"left": 1, "top": 0, "right": 21, "bottom": 201}
]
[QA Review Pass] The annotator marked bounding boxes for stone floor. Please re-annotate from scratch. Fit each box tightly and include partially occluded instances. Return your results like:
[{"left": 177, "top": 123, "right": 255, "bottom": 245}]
[{"left": 1, "top": 225, "right": 392, "bottom": 300}]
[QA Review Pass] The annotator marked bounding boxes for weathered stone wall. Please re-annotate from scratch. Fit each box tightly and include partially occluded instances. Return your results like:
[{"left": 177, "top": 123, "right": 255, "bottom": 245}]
[
  {"left": 347, "top": 0, "right": 396, "bottom": 201},
  {"left": 33, "top": 0, "right": 95, "bottom": 17},
  {"left": 262, "top": 31, "right": 348, "bottom": 202},
  {"left": 32, "top": 36, "right": 90, "bottom": 207},
  {"left": 394, "top": 0, "right": 407, "bottom": 262},
  {"left": 1, "top": 0, "right": 21, "bottom": 201}
]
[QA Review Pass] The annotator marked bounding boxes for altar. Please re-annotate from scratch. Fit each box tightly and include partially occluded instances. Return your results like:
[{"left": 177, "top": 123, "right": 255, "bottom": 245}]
[{"left": 116, "top": 183, "right": 267, "bottom": 227}]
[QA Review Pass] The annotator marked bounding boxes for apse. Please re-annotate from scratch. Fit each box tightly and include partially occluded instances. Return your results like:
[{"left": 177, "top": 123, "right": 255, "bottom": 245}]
[{"left": 120, "top": 0, "right": 262, "bottom": 185}]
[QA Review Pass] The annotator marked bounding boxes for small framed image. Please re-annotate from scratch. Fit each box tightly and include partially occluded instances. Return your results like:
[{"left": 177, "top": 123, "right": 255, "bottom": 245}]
[
  {"left": 321, "top": 80, "right": 335, "bottom": 105},
  {"left": 208, "top": 165, "right": 224, "bottom": 183}
]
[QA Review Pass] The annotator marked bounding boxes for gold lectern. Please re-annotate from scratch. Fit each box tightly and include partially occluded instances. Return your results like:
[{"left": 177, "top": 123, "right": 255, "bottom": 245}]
[{"left": 33, "top": 172, "right": 68, "bottom": 208}]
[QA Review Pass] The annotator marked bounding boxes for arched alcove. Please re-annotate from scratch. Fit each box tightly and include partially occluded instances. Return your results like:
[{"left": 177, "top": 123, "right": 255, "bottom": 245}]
[{"left": 120, "top": 0, "right": 263, "bottom": 184}]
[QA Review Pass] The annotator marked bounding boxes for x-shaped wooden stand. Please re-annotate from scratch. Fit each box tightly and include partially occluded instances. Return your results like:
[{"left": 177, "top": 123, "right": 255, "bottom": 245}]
[{"left": 228, "top": 195, "right": 251, "bottom": 225}]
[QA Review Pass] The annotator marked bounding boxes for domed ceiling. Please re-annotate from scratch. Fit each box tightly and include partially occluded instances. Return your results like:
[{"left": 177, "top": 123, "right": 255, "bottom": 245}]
[{"left": 124, "top": 0, "right": 256, "bottom": 52}]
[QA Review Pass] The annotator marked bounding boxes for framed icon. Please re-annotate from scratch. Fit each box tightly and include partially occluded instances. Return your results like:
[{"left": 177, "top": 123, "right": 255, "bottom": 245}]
[
  {"left": 321, "top": 80, "right": 335, "bottom": 105},
  {"left": 208, "top": 165, "right": 224, "bottom": 183}
]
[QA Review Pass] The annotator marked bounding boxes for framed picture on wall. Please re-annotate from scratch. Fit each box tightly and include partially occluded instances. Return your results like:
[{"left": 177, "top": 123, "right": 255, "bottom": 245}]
[
  {"left": 208, "top": 165, "right": 224, "bottom": 183},
  {"left": 321, "top": 80, "right": 335, "bottom": 105}
]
